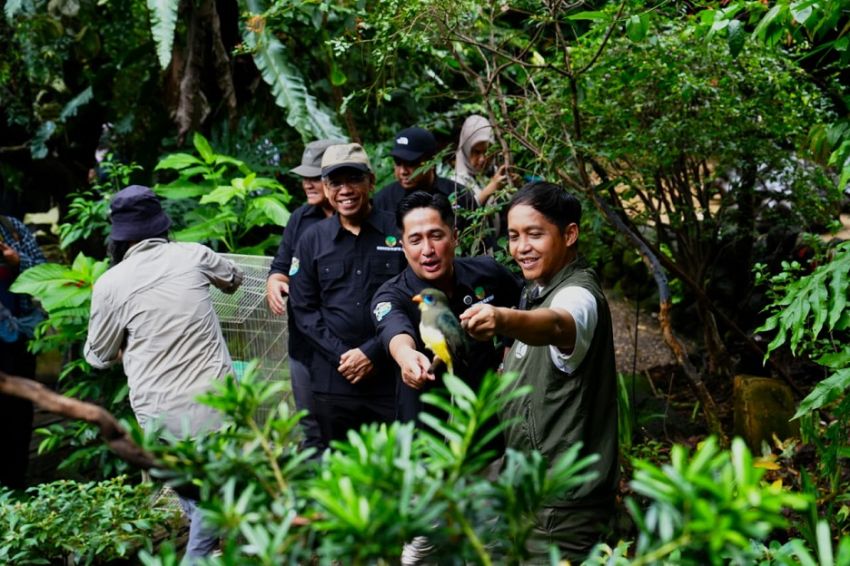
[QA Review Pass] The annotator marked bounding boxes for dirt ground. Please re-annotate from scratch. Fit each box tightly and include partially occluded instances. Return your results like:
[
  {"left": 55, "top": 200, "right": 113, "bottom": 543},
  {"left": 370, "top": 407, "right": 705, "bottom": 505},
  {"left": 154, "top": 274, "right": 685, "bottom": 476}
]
[{"left": 607, "top": 291, "right": 679, "bottom": 374}]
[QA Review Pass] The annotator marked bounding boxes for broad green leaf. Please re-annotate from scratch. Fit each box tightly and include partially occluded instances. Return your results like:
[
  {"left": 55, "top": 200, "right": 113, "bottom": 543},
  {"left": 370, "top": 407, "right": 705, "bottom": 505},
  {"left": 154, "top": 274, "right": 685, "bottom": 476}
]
[
  {"left": 193, "top": 132, "right": 215, "bottom": 163},
  {"left": 146, "top": 0, "right": 179, "bottom": 69},
  {"left": 815, "top": 347, "right": 850, "bottom": 369},
  {"left": 626, "top": 14, "right": 649, "bottom": 42},
  {"left": 727, "top": 19, "right": 746, "bottom": 57},
  {"left": 154, "top": 153, "right": 204, "bottom": 171},
  {"left": 201, "top": 185, "right": 241, "bottom": 205},
  {"left": 153, "top": 181, "right": 210, "bottom": 200},
  {"left": 251, "top": 196, "right": 291, "bottom": 226}
]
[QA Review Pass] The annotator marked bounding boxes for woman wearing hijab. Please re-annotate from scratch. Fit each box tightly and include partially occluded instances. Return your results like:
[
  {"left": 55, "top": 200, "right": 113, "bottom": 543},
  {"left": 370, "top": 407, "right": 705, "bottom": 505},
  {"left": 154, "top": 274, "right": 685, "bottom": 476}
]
[
  {"left": 453, "top": 115, "right": 510, "bottom": 207},
  {"left": 453, "top": 115, "right": 512, "bottom": 253}
]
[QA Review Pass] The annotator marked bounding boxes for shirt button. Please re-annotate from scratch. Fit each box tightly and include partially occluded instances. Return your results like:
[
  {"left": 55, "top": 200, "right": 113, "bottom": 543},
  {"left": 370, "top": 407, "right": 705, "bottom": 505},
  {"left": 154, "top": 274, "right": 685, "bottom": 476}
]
[
  {"left": 356, "top": 301, "right": 361, "bottom": 306},
  {"left": 356, "top": 269, "right": 362, "bottom": 275}
]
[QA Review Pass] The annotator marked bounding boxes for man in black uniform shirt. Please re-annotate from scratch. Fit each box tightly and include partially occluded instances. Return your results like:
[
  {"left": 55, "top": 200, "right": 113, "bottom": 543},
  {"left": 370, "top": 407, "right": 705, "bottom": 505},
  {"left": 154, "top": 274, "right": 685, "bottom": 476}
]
[
  {"left": 373, "top": 127, "right": 477, "bottom": 228},
  {"left": 288, "top": 143, "right": 407, "bottom": 445},
  {"left": 370, "top": 191, "right": 521, "bottom": 422}
]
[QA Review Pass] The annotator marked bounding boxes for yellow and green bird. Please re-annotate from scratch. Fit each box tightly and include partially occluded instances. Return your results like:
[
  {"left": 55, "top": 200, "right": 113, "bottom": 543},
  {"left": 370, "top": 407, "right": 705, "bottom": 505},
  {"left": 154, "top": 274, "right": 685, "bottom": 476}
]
[{"left": 412, "top": 288, "right": 467, "bottom": 376}]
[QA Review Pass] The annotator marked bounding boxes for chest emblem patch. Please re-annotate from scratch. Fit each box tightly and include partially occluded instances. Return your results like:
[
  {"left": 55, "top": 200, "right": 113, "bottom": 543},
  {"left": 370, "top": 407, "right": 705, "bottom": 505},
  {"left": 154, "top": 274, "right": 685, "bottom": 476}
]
[
  {"left": 515, "top": 342, "right": 528, "bottom": 359},
  {"left": 288, "top": 257, "right": 300, "bottom": 276},
  {"left": 373, "top": 301, "right": 392, "bottom": 322}
]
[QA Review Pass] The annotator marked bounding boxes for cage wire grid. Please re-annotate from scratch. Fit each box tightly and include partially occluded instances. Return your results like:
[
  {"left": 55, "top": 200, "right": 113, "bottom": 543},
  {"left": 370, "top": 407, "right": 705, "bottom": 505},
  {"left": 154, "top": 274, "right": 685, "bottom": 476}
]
[{"left": 210, "top": 254, "right": 292, "bottom": 422}]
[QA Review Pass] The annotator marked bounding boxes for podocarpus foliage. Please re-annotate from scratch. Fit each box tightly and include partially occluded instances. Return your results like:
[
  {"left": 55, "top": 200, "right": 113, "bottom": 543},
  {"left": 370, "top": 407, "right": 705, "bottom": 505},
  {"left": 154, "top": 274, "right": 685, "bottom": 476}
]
[{"left": 137, "top": 366, "right": 600, "bottom": 565}]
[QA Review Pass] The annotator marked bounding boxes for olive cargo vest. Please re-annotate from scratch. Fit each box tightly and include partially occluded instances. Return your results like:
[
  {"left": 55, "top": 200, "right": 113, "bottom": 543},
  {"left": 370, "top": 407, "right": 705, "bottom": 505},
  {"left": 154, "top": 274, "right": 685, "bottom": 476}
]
[{"left": 502, "top": 257, "right": 618, "bottom": 506}]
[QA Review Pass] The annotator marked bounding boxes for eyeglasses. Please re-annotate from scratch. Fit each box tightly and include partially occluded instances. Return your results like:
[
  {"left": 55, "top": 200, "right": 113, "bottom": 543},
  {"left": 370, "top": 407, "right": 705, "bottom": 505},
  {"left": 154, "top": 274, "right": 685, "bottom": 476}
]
[{"left": 324, "top": 172, "right": 369, "bottom": 191}]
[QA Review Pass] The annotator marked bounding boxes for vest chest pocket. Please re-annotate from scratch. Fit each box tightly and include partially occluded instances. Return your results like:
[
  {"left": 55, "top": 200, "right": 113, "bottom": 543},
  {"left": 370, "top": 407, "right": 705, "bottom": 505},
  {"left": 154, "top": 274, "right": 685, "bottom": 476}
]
[{"left": 318, "top": 261, "right": 345, "bottom": 282}]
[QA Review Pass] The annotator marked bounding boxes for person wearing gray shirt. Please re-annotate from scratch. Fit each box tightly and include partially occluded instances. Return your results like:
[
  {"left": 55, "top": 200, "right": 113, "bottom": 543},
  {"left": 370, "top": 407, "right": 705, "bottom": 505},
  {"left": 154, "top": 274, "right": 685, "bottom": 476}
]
[{"left": 84, "top": 185, "right": 243, "bottom": 561}]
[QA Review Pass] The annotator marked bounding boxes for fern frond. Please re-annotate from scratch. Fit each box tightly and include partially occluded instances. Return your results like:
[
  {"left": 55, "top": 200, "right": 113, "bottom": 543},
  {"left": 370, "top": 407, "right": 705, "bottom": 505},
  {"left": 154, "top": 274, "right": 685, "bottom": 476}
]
[
  {"left": 241, "top": 0, "right": 347, "bottom": 141},
  {"left": 146, "top": 0, "right": 180, "bottom": 69}
]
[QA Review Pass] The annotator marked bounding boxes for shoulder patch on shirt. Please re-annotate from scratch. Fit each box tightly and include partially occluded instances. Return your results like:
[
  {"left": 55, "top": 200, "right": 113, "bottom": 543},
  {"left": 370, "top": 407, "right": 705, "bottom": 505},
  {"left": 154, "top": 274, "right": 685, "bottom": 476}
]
[
  {"left": 373, "top": 301, "right": 392, "bottom": 322},
  {"left": 288, "top": 257, "right": 300, "bottom": 276}
]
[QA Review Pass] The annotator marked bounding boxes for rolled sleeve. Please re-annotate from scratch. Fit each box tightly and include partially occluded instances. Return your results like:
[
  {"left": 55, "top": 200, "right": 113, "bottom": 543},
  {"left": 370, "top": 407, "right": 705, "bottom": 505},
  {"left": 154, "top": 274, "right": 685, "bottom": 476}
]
[{"left": 200, "top": 247, "right": 243, "bottom": 294}]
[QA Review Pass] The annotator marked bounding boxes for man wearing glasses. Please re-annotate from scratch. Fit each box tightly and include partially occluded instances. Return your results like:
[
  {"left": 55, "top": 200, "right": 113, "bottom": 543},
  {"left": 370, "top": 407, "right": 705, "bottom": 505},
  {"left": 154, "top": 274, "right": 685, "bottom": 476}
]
[
  {"left": 288, "top": 144, "right": 407, "bottom": 446},
  {"left": 373, "top": 126, "right": 477, "bottom": 223}
]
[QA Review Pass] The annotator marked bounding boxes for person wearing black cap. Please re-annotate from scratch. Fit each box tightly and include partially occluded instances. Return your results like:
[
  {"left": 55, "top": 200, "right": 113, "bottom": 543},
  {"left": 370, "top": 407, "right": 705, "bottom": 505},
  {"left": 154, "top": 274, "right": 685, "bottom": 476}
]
[
  {"left": 267, "top": 139, "right": 341, "bottom": 453},
  {"left": 373, "top": 127, "right": 477, "bottom": 226},
  {"left": 0, "top": 213, "right": 46, "bottom": 490},
  {"left": 84, "top": 185, "right": 243, "bottom": 561},
  {"left": 288, "top": 144, "right": 406, "bottom": 445}
]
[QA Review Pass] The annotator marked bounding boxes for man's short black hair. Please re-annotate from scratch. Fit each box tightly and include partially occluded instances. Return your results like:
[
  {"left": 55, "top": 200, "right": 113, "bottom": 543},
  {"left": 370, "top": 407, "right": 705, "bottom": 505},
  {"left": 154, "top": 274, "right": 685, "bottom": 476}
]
[
  {"left": 507, "top": 181, "right": 581, "bottom": 231},
  {"left": 396, "top": 190, "right": 455, "bottom": 232}
]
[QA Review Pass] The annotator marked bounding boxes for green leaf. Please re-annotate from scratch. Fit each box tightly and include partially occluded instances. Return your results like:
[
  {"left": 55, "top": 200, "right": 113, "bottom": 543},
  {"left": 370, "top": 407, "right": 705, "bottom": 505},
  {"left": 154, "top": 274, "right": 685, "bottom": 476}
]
[
  {"left": 59, "top": 87, "right": 94, "bottom": 121},
  {"left": 626, "top": 14, "right": 650, "bottom": 42},
  {"left": 243, "top": 1, "right": 347, "bottom": 141},
  {"left": 4, "top": 0, "right": 23, "bottom": 20},
  {"left": 330, "top": 63, "right": 347, "bottom": 86},
  {"left": 250, "top": 196, "right": 291, "bottom": 226},
  {"left": 154, "top": 153, "right": 204, "bottom": 171},
  {"left": 566, "top": 10, "right": 607, "bottom": 21},
  {"left": 793, "top": 369, "right": 850, "bottom": 419},
  {"left": 153, "top": 181, "right": 210, "bottom": 200},
  {"left": 146, "top": 0, "right": 179, "bottom": 69},
  {"left": 727, "top": 19, "right": 746, "bottom": 57},
  {"left": 201, "top": 185, "right": 241, "bottom": 206},
  {"left": 193, "top": 132, "right": 215, "bottom": 163}
]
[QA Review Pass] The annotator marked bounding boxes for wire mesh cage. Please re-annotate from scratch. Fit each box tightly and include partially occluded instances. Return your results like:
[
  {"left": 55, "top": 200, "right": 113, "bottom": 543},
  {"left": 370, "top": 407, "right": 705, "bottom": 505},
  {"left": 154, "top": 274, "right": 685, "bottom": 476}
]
[{"left": 209, "top": 254, "right": 291, "bottom": 422}]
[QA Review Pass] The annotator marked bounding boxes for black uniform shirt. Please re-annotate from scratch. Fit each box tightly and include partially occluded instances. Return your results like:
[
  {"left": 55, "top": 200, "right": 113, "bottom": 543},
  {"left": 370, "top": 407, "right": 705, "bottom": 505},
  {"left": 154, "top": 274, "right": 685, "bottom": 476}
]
[
  {"left": 371, "top": 256, "right": 522, "bottom": 421},
  {"left": 289, "top": 207, "right": 406, "bottom": 396},
  {"left": 269, "top": 203, "right": 329, "bottom": 363},
  {"left": 373, "top": 176, "right": 477, "bottom": 225}
]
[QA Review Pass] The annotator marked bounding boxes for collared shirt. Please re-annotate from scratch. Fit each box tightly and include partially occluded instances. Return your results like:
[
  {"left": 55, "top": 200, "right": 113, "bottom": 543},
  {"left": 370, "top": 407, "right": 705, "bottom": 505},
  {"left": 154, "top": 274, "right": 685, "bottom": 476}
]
[
  {"left": 373, "top": 176, "right": 478, "bottom": 229},
  {"left": 371, "top": 256, "right": 522, "bottom": 421},
  {"left": 84, "top": 239, "right": 243, "bottom": 437},
  {"left": 0, "top": 215, "right": 46, "bottom": 317},
  {"left": 288, "top": 208, "right": 406, "bottom": 396},
  {"left": 268, "top": 203, "right": 329, "bottom": 363}
]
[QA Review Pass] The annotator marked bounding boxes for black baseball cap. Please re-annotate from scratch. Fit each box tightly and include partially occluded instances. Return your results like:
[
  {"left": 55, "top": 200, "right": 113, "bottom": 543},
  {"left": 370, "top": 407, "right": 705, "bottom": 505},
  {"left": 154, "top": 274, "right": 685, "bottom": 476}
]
[{"left": 389, "top": 127, "right": 437, "bottom": 163}]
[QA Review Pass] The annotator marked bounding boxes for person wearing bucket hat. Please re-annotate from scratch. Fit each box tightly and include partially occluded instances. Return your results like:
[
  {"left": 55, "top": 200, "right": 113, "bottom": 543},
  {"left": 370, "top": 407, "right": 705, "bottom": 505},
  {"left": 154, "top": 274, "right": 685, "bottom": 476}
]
[
  {"left": 85, "top": 184, "right": 244, "bottom": 560},
  {"left": 288, "top": 143, "right": 407, "bottom": 446},
  {"left": 373, "top": 126, "right": 478, "bottom": 228},
  {"left": 267, "top": 139, "right": 341, "bottom": 453}
]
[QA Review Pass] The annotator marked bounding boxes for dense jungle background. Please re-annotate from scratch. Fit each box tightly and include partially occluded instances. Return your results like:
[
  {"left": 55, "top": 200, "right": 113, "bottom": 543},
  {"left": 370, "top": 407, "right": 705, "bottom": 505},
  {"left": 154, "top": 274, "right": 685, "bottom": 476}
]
[{"left": 2, "top": 0, "right": 850, "bottom": 563}]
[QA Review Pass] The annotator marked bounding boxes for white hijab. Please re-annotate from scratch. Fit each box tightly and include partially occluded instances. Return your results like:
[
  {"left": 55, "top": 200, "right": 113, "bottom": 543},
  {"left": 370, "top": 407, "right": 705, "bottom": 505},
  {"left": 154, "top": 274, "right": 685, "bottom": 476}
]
[{"left": 454, "top": 115, "right": 494, "bottom": 195}]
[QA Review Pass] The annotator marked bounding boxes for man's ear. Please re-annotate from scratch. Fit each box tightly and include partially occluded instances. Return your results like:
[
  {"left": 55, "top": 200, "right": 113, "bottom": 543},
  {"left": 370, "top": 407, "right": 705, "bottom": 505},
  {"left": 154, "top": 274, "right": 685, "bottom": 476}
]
[
  {"left": 564, "top": 223, "right": 579, "bottom": 248},
  {"left": 452, "top": 227, "right": 459, "bottom": 247}
]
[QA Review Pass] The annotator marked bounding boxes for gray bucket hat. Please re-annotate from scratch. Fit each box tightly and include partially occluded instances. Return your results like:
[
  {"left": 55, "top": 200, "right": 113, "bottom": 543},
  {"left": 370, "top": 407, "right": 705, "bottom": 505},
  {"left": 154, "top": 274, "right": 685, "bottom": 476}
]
[{"left": 291, "top": 139, "right": 344, "bottom": 177}]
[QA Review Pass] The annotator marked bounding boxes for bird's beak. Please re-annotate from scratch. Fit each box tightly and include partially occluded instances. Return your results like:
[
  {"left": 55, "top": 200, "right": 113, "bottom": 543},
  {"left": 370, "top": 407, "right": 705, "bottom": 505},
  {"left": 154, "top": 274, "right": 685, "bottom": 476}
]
[{"left": 412, "top": 294, "right": 423, "bottom": 303}]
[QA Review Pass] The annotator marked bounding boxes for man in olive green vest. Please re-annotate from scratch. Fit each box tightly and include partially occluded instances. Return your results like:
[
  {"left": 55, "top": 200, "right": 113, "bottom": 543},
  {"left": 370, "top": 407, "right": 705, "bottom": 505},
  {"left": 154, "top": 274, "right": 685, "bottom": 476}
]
[{"left": 461, "top": 181, "right": 618, "bottom": 564}]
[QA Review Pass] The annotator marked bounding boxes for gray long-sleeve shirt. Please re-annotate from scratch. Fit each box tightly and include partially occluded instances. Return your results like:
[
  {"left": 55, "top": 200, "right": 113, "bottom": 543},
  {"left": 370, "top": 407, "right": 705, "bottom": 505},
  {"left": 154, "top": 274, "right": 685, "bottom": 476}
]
[{"left": 84, "top": 238, "right": 243, "bottom": 437}]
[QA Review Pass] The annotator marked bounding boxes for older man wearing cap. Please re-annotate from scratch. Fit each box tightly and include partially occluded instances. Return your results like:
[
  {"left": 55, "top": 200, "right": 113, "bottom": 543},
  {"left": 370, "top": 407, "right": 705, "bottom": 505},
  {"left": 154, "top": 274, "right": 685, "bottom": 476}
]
[
  {"left": 267, "top": 139, "right": 341, "bottom": 452},
  {"left": 288, "top": 144, "right": 406, "bottom": 444},
  {"left": 84, "top": 184, "right": 243, "bottom": 560},
  {"left": 373, "top": 126, "right": 477, "bottom": 222}
]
